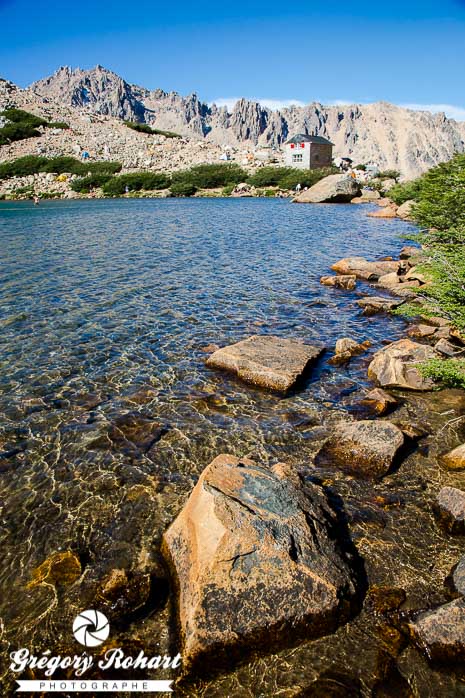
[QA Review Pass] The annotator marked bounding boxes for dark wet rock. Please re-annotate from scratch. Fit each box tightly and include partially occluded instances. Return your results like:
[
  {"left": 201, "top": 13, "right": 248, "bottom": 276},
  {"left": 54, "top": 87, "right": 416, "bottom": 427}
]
[
  {"left": 315, "top": 420, "right": 404, "bottom": 479},
  {"left": 200, "top": 343, "right": 220, "bottom": 353},
  {"left": 74, "top": 392, "right": 104, "bottom": 409},
  {"left": 95, "top": 568, "right": 152, "bottom": 620},
  {"left": 373, "top": 662, "right": 415, "bottom": 698},
  {"left": 108, "top": 412, "right": 169, "bottom": 453},
  {"left": 283, "top": 410, "right": 321, "bottom": 429},
  {"left": 367, "top": 585, "right": 406, "bottom": 614},
  {"left": 409, "top": 598, "right": 465, "bottom": 663},
  {"left": 368, "top": 339, "right": 437, "bottom": 391},
  {"left": 162, "top": 454, "right": 359, "bottom": 671},
  {"left": 451, "top": 556, "right": 465, "bottom": 596},
  {"left": 359, "top": 388, "right": 398, "bottom": 416},
  {"left": 356, "top": 296, "right": 404, "bottom": 315},
  {"left": 293, "top": 174, "right": 361, "bottom": 203},
  {"left": 28, "top": 551, "right": 81, "bottom": 589},
  {"left": 124, "top": 386, "right": 159, "bottom": 405},
  {"left": 206, "top": 335, "right": 324, "bottom": 393},
  {"left": 433, "top": 486, "right": 465, "bottom": 534},
  {"left": 332, "top": 257, "right": 400, "bottom": 281},
  {"left": 21, "top": 397, "right": 48, "bottom": 415},
  {"left": 320, "top": 274, "right": 357, "bottom": 290},
  {"left": 393, "top": 420, "right": 430, "bottom": 440},
  {"left": 439, "top": 444, "right": 465, "bottom": 471},
  {"left": 329, "top": 338, "right": 371, "bottom": 365},
  {"left": 301, "top": 673, "right": 362, "bottom": 697}
]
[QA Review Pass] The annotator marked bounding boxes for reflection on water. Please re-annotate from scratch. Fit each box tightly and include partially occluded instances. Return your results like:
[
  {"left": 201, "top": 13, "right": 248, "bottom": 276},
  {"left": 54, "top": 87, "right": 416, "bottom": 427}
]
[{"left": 0, "top": 198, "right": 464, "bottom": 696}]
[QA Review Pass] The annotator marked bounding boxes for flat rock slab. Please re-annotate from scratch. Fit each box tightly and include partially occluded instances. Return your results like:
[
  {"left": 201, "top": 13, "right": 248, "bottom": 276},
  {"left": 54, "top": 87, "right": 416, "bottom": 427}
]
[
  {"left": 316, "top": 419, "right": 404, "bottom": 478},
  {"left": 409, "top": 598, "right": 465, "bottom": 662},
  {"left": 434, "top": 486, "right": 465, "bottom": 534},
  {"left": 162, "top": 454, "right": 358, "bottom": 671},
  {"left": 368, "top": 339, "right": 437, "bottom": 391},
  {"left": 206, "top": 335, "right": 323, "bottom": 392},
  {"left": 332, "top": 257, "right": 400, "bottom": 281},
  {"left": 357, "top": 296, "right": 404, "bottom": 314}
]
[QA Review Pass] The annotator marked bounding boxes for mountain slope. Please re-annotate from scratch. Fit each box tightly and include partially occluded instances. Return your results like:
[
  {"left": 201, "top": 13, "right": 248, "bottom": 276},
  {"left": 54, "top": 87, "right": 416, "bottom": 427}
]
[{"left": 19, "top": 65, "right": 465, "bottom": 178}]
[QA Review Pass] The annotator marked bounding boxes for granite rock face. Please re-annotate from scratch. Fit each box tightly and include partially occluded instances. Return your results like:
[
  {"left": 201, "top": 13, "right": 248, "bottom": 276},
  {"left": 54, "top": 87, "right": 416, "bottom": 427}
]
[
  {"left": 316, "top": 419, "right": 404, "bottom": 478},
  {"left": 293, "top": 174, "right": 361, "bottom": 203},
  {"left": 162, "top": 454, "right": 359, "bottom": 671},
  {"left": 206, "top": 335, "right": 323, "bottom": 392},
  {"left": 368, "top": 339, "right": 437, "bottom": 391}
]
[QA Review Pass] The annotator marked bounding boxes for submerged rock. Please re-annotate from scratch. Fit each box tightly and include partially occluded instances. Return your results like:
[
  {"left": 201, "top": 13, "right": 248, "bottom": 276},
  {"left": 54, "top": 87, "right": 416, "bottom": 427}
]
[
  {"left": 359, "top": 388, "right": 398, "bottom": 416},
  {"left": 316, "top": 419, "right": 404, "bottom": 478},
  {"left": 331, "top": 257, "right": 400, "bottom": 281},
  {"left": 28, "top": 551, "right": 81, "bottom": 589},
  {"left": 409, "top": 598, "right": 465, "bottom": 663},
  {"left": 439, "top": 444, "right": 465, "bottom": 471},
  {"left": 293, "top": 174, "right": 361, "bottom": 203},
  {"left": 368, "top": 339, "right": 437, "bottom": 391},
  {"left": 434, "top": 486, "right": 465, "bottom": 534},
  {"left": 206, "top": 335, "right": 323, "bottom": 393},
  {"left": 162, "top": 454, "right": 358, "bottom": 671}
]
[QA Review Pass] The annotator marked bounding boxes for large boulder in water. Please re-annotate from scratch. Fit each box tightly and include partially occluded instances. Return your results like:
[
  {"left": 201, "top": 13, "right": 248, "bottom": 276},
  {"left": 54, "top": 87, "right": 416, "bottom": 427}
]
[
  {"left": 293, "top": 174, "right": 361, "bottom": 203},
  {"left": 368, "top": 339, "right": 437, "bottom": 391},
  {"left": 409, "top": 598, "right": 465, "bottom": 663},
  {"left": 162, "top": 454, "right": 359, "bottom": 671},
  {"left": 206, "top": 335, "right": 323, "bottom": 393},
  {"left": 331, "top": 257, "right": 400, "bottom": 280}
]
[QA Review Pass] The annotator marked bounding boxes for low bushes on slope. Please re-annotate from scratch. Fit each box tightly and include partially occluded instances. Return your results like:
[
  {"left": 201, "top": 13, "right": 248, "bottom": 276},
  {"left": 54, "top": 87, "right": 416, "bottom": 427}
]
[
  {"left": 124, "top": 121, "right": 181, "bottom": 139},
  {"left": 0, "top": 155, "right": 122, "bottom": 179},
  {"left": 102, "top": 172, "right": 171, "bottom": 195},
  {"left": 0, "top": 109, "right": 70, "bottom": 146},
  {"left": 171, "top": 163, "right": 248, "bottom": 190},
  {"left": 246, "top": 166, "right": 337, "bottom": 189}
]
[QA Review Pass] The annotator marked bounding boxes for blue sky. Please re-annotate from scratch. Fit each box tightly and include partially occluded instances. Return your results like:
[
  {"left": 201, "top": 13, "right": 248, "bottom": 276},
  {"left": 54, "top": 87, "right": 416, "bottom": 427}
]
[{"left": 1, "top": 0, "right": 465, "bottom": 118}]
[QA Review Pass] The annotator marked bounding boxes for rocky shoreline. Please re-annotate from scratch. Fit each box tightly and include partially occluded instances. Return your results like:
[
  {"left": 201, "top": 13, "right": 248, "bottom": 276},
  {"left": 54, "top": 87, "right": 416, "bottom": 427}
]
[{"left": 163, "top": 241, "right": 465, "bottom": 689}]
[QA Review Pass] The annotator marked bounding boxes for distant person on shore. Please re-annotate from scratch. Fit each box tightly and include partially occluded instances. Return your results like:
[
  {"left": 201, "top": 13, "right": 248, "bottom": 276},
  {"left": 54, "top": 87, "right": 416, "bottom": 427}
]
[
  {"left": 295, "top": 183, "right": 302, "bottom": 193},
  {"left": 33, "top": 195, "right": 39, "bottom": 205}
]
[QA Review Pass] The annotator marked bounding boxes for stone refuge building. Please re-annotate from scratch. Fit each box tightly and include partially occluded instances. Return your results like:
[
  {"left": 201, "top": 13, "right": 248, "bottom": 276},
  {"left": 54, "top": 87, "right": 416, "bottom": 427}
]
[{"left": 284, "top": 134, "right": 334, "bottom": 170}]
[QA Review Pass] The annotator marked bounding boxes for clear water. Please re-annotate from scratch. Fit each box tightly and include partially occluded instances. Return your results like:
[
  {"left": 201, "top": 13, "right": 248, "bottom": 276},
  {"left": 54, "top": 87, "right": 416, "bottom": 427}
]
[{"left": 0, "top": 198, "right": 464, "bottom": 696}]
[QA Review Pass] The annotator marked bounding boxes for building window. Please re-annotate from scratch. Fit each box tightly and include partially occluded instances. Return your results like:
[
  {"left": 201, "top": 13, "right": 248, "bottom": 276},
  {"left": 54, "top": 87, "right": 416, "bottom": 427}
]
[
  {"left": 314, "top": 154, "right": 320, "bottom": 162},
  {"left": 292, "top": 153, "right": 303, "bottom": 162}
]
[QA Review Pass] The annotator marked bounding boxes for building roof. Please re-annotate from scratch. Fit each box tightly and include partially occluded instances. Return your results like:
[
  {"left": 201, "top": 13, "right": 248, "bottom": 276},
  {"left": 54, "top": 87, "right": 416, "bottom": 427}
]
[{"left": 285, "top": 133, "right": 334, "bottom": 146}]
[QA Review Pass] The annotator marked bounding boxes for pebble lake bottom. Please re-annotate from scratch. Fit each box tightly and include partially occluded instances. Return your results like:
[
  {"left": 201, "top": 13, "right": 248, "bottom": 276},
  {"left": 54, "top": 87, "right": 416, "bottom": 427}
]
[{"left": 0, "top": 197, "right": 464, "bottom": 696}]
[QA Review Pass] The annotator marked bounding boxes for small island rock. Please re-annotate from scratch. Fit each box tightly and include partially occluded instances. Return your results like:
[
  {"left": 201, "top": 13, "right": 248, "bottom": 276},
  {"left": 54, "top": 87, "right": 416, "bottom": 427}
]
[
  {"left": 294, "top": 174, "right": 361, "bottom": 203},
  {"left": 206, "top": 335, "right": 323, "bottom": 392},
  {"left": 434, "top": 486, "right": 465, "bottom": 534},
  {"left": 409, "top": 598, "right": 465, "bottom": 663},
  {"left": 439, "top": 444, "right": 465, "bottom": 471}
]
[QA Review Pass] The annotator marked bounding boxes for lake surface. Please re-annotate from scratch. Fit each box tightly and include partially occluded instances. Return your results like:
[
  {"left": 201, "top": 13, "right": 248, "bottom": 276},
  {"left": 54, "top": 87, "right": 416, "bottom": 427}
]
[{"left": 0, "top": 198, "right": 463, "bottom": 696}]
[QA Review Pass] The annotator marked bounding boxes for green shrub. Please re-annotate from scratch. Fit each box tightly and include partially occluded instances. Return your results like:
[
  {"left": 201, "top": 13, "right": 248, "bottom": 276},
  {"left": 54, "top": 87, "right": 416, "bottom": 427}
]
[
  {"left": 420, "top": 358, "right": 465, "bottom": 389},
  {"left": 0, "top": 108, "right": 48, "bottom": 128},
  {"left": 71, "top": 173, "right": 114, "bottom": 193},
  {"left": 354, "top": 164, "right": 367, "bottom": 171},
  {"left": 0, "top": 155, "right": 122, "bottom": 179},
  {"left": 47, "top": 122, "right": 70, "bottom": 130},
  {"left": 246, "top": 166, "right": 337, "bottom": 190},
  {"left": 389, "top": 178, "right": 424, "bottom": 205},
  {"left": 221, "top": 183, "right": 235, "bottom": 196},
  {"left": 378, "top": 169, "right": 401, "bottom": 181},
  {"left": 124, "top": 121, "right": 181, "bottom": 138},
  {"left": 0, "top": 124, "right": 41, "bottom": 145},
  {"left": 102, "top": 172, "right": 171, "bottom": 196},
  {"left": 172, "top": 163, "right": 247, "bottom": 189},
  {"left": 170, "top": 181, "right": 197, "bottom": 197}
]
